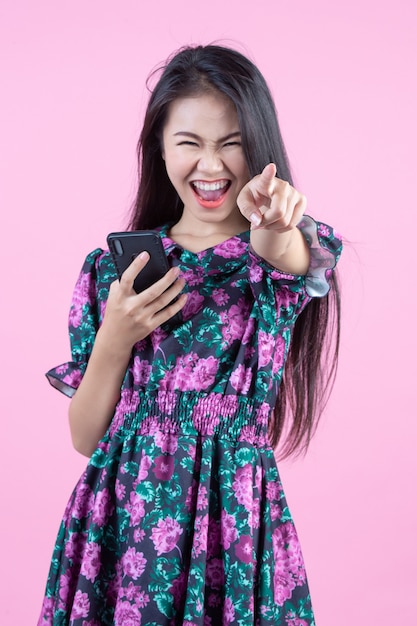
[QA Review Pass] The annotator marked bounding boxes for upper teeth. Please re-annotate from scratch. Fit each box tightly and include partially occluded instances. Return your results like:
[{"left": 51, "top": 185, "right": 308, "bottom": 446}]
[{"left": 193, "top": 180, "right": 228, "bottom": 191}]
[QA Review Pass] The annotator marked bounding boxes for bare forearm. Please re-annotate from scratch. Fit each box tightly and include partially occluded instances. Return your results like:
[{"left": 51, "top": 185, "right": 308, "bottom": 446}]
[
  {"left": 68, "top": 328, "right": 131, "bottom": 457},
  {"left": 250, "top": 227, "right": 310, "bottom": 275}
]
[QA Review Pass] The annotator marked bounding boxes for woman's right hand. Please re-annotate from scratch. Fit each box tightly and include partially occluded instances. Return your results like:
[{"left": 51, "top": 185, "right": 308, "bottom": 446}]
[
  {"left": 101, "top": 251, "right": 187, "bottom": 354},
  {"left": 68, "top": 252, "right": 186, "bottom": 456}
]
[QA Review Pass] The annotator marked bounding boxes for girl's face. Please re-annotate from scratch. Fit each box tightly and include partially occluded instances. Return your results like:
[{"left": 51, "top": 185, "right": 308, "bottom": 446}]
[{"left": 162, "top": 92, "right": 250, "bottom": 233}]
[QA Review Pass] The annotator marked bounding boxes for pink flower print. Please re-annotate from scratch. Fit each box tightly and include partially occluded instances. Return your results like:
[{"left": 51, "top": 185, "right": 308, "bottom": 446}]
[
  {"left": 212, "top": 288, "right": 230, "bottom": 306},
  {"left": 192, "top": 399, "right": 220, "bottom": 434},
  {"left": 196, "top": 485, "right": 208, "bottom": 511},
  {"left": 135, "top": 587, "right": 150, "bottom": 608},
  {"left": 208, "top": 592, "right": 221, "bottom": 607},
  {"left": 266, "top": 480, "right": 282, "bottom": 503},
  {"left": 241, "top": 316, "right": 255, "bottom": 345},
  {"left": 272, "top": 334, "right": 286, "bottom": 375},
  {"left": 249, "top": 262, "right": 263, "bottom": 283},
  {"left": 187, "top": 481, "right": 209, "bottom": 511},
  {"left": 115, "top": 479, "right": 126, "bottom": 502},
  {"left": 251, "top": 498, "right": 261, "bottom": 529},
  {"left": 64, "top": 531, "right": 86, "bottom": 565},
  {"left": 206, "top": 558, "right": 225, "bottom": 589},
  {"left": 232, "top": 464, "right": 253, "bottom": 509},
  {"left": 133, "top": 357, "right": 151, "bottom": 387},
  {"left": 122, "top": 547, "right": 147, "bottom": 580},
  {"left": 114, "top": 600, "right": 141, "bottom": 626},
  {"left": 190, "top": 356, "right": 219, "bottom": 391},
  {"left": 170, "top": 570, "right": 188, "bottom": 611},
  {"left": 55, "top": 364, "right": 69, "bottom": 375},
  {"left": 181, "top": 267, "right": 205, "bottom": 286},
  {"left": 220, "top": 511, "right": 238, "bottom": 549},
  {"left": 153, "top": 454, "right": 175, "bottom": 481},
  {"left": 223, "top": 596, "right": 236, "bottom": 625},
  {"left": 136, "top": 452, "right": 152, "bottom": 481},
  {"left": 220, "top": 299, "right": 249, "bottom": 346},
  {"left": 92, "top": 488, "right": 114, "bottom": 527},
  {"left": 286, "top": 617, "right": 309, "bottom": 626},
  {"left": 72, "top": 483, "right": 94, "bottom": 520},
  {"left": 192, "top": 514, "right": 209, "bottom": 557},
  {"left": 255, "top": 465, "right": 264, "bottom": 492},
  {"left": 235, "top": 535, "right": 253, "bottom": 564},
  {"left": 207, "top": 519, "right": 221, "bottom": 559},
  {"left": 258, "top": 330, "right": 275, "bottom": 367},
  {"left": 156, "top": 390, "right": 178, "bottom": 415},
  {"left": 118, "top": 388, "right": 139, "bottom": 415},
  {"left": 274, "top": 572, "right": 295, "bottom": 606},
  {"left": 151, "top": 517, "right": 183, "bottom": 555},
  {"left": 58, "top": 570, "right": 76, "bottom": 604},
  {"left": 62, "top": 369, "right": 83, "bottom": 389},
  {"left": 213, "top": 237, "right": 247, "bottom": 258},
  {"left": 182, "top": 290, "right": 205, "bottom": 320},
  {"left": 69, "top": 272, "right": 94, "bottom": 329},
  {"left": 127, "top": 491, "right": 145, "bottom": 526},
  {"left": 133, "top": 528, "right": 146, "bottom": 543},
  {"left": 272, "top": 523, "right": 306, "bottom": 605},
  {"left": 122, "top": 581, "right": 150, "bottom": 607},
  {"left": 271, "top": 503, "right": 283, "bottom": 521},
  {"left": 185, "top": 479, "right": 198, "bottom": 512},
  {"left": 238, "top": 425, "right": 258, "bottom": 445},
  {"left": 80, "top": 542, "right": 101, "bottom": 582},
  {"left": 39, "top": 597, "right": 54, "bottom": 621},
  {"left": 150, "top": 324, "right": 168, "bottom": 353},
  {"left": 318, "top": 223, "right": 330, "bottom": 238},
  {"left": 71, "top": 590, "right": 90, "bottom": 619},
  {"left": 155, "top": 430, "right": 178, "bottom": 454},
  {"left": 230, "top": 364, "right": 252, "bottom": 394},
  {"left": 276, "top": 285, "right": 299, "bottom": 309}
]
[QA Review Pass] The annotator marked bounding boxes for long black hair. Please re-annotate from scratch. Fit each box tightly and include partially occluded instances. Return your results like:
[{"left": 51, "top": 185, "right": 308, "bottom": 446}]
[{"left": 128, "top": 44, "right": 341, "bottom": 458}]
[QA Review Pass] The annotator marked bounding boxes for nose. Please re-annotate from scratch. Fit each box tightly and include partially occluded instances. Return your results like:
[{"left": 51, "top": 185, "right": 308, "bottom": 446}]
[{"left": 197, "top": 147, "right": 223, "bottom": 175}]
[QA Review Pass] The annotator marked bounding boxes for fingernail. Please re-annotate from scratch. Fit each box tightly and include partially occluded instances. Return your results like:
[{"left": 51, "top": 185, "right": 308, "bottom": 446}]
[
  {"left": 138, "top": 251, "right": 149, "bottom": 260},
  {"left": 250, "top": 212, "right": 262, "bottom": 227}
]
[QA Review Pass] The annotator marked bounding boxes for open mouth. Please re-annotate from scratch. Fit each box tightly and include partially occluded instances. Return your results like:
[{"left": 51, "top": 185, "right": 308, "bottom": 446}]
[{"left": 191, "top": 179, "right": 231, "bottom": 203}]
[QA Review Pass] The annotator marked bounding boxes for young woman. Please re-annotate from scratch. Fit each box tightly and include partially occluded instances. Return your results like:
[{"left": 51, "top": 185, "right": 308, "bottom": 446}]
[{"left": 38, "top": 44, "right": 342, "bottom": 625}]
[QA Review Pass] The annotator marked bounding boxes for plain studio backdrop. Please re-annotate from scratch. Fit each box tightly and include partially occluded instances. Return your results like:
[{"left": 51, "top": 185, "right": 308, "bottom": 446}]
[{"left": 1, "top": 1, "right": 416, "bottom": 624}]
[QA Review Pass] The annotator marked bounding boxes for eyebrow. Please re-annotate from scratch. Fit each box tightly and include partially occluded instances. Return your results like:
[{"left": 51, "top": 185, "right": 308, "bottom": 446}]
[{"left": 173, "top": 131, "right": 241, "bottom": 142}]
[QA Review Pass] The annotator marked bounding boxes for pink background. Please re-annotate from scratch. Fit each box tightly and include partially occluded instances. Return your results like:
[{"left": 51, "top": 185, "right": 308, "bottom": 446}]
[{"left": 1, "top": 1, "right": 416, "bottom": 623}]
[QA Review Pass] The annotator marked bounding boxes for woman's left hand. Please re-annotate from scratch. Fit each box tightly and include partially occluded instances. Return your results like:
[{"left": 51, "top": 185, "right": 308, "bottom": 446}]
[{"left": 237, "top": 163, "right": 307, "bottom": 231}]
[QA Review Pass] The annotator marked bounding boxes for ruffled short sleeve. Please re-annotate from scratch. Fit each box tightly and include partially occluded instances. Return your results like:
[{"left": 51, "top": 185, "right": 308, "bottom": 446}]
[
  {"left": 45, "top": 249, "right": 106, "bottom": 397},
  {"left": 248, "top": 216, "right": 342, "bottom": 324}
]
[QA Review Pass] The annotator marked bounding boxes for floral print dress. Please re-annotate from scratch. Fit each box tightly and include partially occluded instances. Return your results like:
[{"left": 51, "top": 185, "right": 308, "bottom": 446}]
[{"left": 38, "top": 216, "right": 342, "bottom": 626}]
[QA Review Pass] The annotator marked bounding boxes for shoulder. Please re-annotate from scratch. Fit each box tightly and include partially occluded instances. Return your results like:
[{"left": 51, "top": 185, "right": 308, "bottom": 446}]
[{"left": 78, "top": 248, "right": 116, "bottom": 286}]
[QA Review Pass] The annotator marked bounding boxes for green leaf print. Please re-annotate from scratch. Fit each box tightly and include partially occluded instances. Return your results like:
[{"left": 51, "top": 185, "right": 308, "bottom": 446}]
[
  {"left": 154, "top": 591, "right": 175, "bottom": 618},
  {"left": 235, "top": 446, "right": 255, "bottom": 467},
  {"left": 195, "top": 308, "right": 222, "bottom": 343},
  {"left": 149, "top": 557, "right": 181, "bottom": 592},
  {"left": 172, "top": 320, "right": 193, "bottom": 349},
  {"left": 136, "top": 480, "right": 155, "bottom": 503},
  {"left": 122, "top": 460, "right": 139, "bottom": 477},
  {"left": 90, "top": 447, "right": 108, "bottom": 468},
  {"left": 155, "top": 479, "right": 183, "bottom": 506}
]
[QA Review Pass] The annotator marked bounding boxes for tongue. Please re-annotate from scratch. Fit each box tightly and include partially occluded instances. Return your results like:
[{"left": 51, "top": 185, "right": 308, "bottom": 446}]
[{"left": 195, "top": 186, "right": 226, "bottom": 201}]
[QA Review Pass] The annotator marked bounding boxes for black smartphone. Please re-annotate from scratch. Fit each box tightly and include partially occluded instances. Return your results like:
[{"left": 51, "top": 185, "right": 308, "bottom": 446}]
[{"left": 107, "top": 230, "right": 182, "bottom": 325}]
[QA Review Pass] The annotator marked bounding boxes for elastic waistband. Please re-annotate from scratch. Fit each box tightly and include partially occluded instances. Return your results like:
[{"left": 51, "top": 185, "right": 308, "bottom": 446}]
[{"left": 110, "top": 390, "right": 271, "bottom": 444}]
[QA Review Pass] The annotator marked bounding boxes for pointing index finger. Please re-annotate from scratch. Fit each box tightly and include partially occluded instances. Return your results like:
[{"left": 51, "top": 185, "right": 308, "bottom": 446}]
[{"left": 258, "top": 163, "right": 277, "bottom": 196}]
